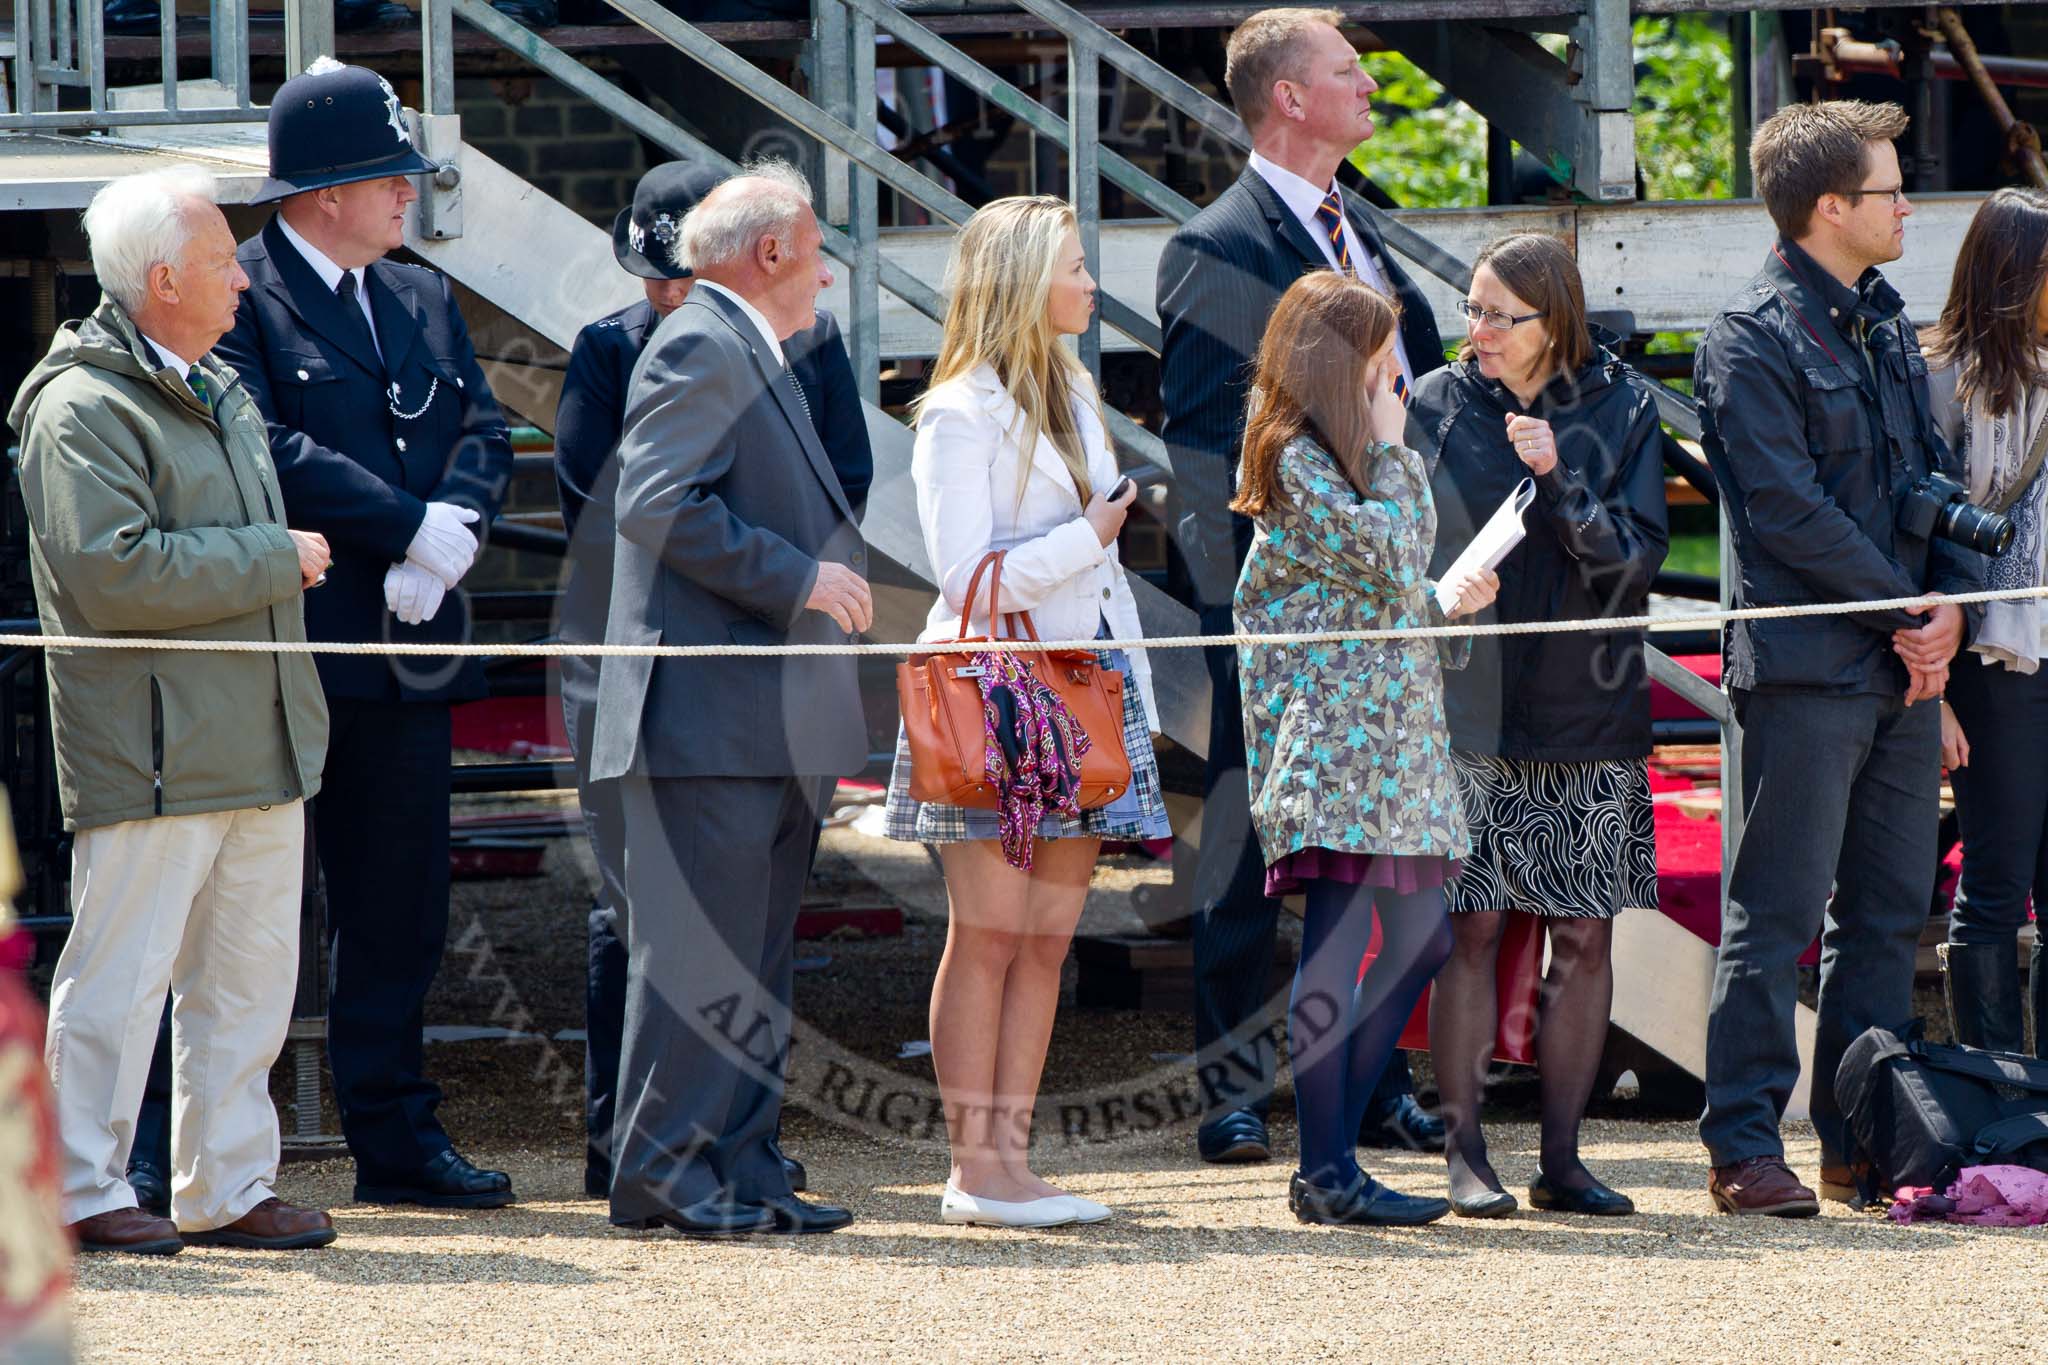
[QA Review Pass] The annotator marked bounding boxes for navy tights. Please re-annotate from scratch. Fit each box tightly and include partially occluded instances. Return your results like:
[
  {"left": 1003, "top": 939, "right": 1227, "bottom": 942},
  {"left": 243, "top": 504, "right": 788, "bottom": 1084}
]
[{"left": 1289, "top": 877, "right": 1452, "bottom": 1186}]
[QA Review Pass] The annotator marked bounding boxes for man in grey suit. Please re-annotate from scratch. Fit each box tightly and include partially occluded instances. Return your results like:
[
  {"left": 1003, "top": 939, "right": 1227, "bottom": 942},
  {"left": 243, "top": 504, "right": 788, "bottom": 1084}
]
[{"left": 589, "top": 161, "right": 873, "bottom": 1238}]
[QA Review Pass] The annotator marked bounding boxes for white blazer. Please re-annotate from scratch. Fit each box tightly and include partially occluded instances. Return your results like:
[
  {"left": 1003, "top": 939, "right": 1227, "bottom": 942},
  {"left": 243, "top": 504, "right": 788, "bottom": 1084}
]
[{"left": 911, "top": 363, "right": 1158, "bottom": 732}]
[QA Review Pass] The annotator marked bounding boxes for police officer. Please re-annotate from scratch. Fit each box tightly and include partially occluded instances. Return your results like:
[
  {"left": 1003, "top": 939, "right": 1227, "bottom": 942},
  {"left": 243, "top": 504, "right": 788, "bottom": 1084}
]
[
  {"left": 214, "top": 58, "right": 516, "bottom": 1209},
  {"left": 556, "top": 160, "right": 871, "bottom": 1201}
]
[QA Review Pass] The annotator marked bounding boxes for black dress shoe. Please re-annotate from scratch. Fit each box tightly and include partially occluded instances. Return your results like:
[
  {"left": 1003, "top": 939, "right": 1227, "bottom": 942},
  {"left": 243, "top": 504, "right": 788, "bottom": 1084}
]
[
  {"left": 101, "top": 0, "right": 161, "bottom": 36},
  {"left": 1529, "top": 1174, "right": 1635, "bottom": 1217},
  {"left": 127, "top": 1162, "right": 170, "bottom": 1219},
  {"left": 1288, "top": 1172, "right": 1450, "bottom": 1227},
  {"left": 491, "top": 0, "right": 560, "bottom": 25},
  {"left": 334, "top": 1, "right": 414, "bottom": 29},
  {"left": 627, "top": 1196, "right": 774, "bottom": 1239},
  {"left": 1450, "top": 1187, "right": 1518, "bottom": 1219},
  {"left": 1197, "top": 1110, "right": 1271, "bottom": 1164},
  {"left": 1359, "top": 1094, "right": 1447, "bottom": 1153},
  {"left": 354, "top": 1150, "right": 517, "bottom": 1209},
  {"left": 583, "top": 1166, "right": 610, "bottom": 1200},
  {"left": 782, "top": 1153, "right": 808, "bottom": 1193},
  {"left": 758, "top": 1193, "right": 853, "bottom": 1235}
]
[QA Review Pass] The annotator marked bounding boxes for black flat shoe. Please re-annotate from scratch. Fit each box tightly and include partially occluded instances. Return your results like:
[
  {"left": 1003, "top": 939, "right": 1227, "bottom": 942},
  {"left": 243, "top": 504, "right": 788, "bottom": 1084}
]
[
  {"left": 1359, "top": 1094, "right": 1447, "bottom": 1153},
  {"left": 354, "top": 1149, "right": 517, "bottom": 1209},
  {"left": 1197, "top": 1110, "right": 1271, "bottom": 1164},
  {"left": 1529, "top": 1174, "right": 1635, "bottom": 1217},
  {"left": 1289, "top": 1172, "right": 1450, "bottom": 1227},
  {"left": 625, "top": 1196, "right": 774, "bottom": 1239},
  {"left": 127, "top": 1162, "right": 170, "bottom": 1219},
  {"left": 1450, "top": 1187, "right": 1518, "bottom": 1219},
  {"left": 759, "top": 1194, "right": 853, "bottom": 1234}
]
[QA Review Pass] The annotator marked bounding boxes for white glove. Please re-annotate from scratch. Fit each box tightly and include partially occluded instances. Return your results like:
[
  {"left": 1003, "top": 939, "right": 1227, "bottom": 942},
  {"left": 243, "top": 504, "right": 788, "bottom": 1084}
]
[
  {"left": 406, "top": 501, "right": 481, "bottom": 588},
  {"left": 382, "top": 562, "right": 448, "bottom": 626}
]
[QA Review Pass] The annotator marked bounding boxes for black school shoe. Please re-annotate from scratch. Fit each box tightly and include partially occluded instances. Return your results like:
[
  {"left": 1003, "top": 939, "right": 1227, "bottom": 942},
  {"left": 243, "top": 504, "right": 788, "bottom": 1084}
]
[
  {"left": 354, "top": 1149, "right": 517, "bottom": 1209},
  {"left": 1197, "top": 1109, "right": 1272, "bottom": 1164},
  {"left": 1288, "top": 1171, "right": 1450, "bottom": 1227}
]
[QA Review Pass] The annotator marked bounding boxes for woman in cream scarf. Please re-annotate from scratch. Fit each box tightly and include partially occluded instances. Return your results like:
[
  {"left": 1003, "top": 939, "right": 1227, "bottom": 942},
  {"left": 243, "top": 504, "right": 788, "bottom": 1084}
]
[{"left": 1924, "top": 186, "right": 2048, "bottom": 1058}]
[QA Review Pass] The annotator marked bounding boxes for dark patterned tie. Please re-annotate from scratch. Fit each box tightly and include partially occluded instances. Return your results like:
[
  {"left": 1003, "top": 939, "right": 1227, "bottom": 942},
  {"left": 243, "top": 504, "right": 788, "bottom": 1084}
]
[
  {"left": 784, "top": 365, "right": 813, "bottom": 424},
  {"left": 334, "top": 270, "right": 383, "bottom": 371},
  {"left": 1313, "top": 187, "right": 1355, "bottom": 279},
  {"left": 185, "top": 365, "right": 211, "bottom": 409}
]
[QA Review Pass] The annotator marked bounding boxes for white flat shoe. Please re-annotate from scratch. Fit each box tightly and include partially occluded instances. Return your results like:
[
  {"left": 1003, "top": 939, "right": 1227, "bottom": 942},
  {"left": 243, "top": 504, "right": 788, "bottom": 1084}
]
[
  {"left": 940, "top": 1184, "right": 1078, "bottom": 1229},
  {"left": 1058, "top": 1194, "right": 1113, "bottom": 1224}
]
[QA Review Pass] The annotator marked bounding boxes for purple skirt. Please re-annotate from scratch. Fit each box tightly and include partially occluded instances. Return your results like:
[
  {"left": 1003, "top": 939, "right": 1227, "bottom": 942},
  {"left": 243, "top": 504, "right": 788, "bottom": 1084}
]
[{"left": 1264, "top": 847, "right": 1460, "bottom": 898}]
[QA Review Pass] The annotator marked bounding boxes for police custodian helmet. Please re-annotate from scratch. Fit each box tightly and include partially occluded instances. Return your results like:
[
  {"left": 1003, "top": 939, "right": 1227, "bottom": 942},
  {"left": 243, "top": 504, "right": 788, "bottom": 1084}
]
[
  {"left": 251, "top": 57, "right": 438, "bottom": 205},
  {"left": 612, "top": 160, "right": 726, "bottom": 280}
]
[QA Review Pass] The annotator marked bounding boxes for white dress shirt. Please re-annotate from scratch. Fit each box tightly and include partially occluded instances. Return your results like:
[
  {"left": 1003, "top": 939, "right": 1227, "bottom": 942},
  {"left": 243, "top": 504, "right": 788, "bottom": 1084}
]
[
  {"left": 276, "top": 214, "right": 383, "bottom": 365},
  {"left": 141, "top": 335, "right": 194, "bottom": 379},
  {"left": 1247, "top": 150, "right": 1414, "bottom": 386},
  {"left": 693, "top": 279, "right": 786, "bottom": 368}
]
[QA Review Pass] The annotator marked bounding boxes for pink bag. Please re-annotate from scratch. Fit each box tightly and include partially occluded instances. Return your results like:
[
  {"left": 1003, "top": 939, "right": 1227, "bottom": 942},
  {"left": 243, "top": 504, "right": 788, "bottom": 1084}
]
[{"left": 1889, "top": 1164, "right": 2048, "bottom": 1225}]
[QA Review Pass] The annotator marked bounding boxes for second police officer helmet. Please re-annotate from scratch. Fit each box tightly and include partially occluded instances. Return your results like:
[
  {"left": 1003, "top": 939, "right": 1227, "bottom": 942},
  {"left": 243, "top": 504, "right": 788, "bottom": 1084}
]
[
  {"left": 612, "top": 160, "right": 727, "bottom": 281},
  {"left": 252, "top": 57, "right": 439, "bottom": 205}
]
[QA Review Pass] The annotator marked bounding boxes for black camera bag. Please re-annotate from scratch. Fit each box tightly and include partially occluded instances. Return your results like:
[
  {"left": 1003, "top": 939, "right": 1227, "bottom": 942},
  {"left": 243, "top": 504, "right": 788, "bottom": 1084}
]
[{"left": 1836, "top": 1020, "right": 2048, "bottom": 1201}]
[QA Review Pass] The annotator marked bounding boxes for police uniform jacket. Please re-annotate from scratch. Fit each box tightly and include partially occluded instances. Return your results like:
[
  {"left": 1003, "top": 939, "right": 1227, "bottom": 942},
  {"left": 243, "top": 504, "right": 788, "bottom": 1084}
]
[{"left": 216, "top": 217, "right": 513, "bottom": 703}]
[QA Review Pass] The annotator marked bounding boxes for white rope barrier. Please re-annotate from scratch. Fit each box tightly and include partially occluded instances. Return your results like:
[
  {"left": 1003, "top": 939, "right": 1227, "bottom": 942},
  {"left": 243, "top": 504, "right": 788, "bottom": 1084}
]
[{"left": 9, "top": 585, "right": 2045, "bottom": 658}]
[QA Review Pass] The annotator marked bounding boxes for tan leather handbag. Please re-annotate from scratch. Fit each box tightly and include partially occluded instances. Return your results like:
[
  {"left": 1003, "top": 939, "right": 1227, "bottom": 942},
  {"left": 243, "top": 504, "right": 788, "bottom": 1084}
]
[{"left": 896, "top": 551, "right": 1132, "bottom": 810}]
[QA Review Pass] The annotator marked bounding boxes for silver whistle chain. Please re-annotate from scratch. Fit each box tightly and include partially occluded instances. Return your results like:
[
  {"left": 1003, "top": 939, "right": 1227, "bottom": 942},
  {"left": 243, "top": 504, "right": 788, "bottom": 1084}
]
[{"left": 388, "top": 376, "right": 437, "bottom": 421}]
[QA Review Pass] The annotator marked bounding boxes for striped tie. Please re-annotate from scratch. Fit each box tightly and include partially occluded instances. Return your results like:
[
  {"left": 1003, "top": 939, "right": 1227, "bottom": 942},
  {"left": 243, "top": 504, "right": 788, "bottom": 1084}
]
[
  {"left": 1313, "top": 188, "right": 1354, "bottom": 279},
  {"left": 785, "top": 365, "right": 812, "bottom": 423}
]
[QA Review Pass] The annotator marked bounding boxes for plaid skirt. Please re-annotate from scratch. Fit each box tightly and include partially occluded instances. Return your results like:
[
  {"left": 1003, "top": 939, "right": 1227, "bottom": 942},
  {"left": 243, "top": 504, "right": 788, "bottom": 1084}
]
[{"left": 883, "top": 644, "right": 1172, "bottom": 844}]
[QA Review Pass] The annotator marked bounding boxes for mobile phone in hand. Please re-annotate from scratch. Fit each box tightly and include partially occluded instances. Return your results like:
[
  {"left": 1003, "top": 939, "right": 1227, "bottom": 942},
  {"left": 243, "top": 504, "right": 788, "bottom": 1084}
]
[{"left": 1107, "top": 475, "right": 1134, "bottom": 502}]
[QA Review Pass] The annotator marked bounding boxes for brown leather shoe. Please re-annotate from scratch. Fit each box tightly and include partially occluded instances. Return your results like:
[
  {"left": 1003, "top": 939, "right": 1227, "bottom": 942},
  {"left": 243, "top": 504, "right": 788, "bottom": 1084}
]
[
  {"left": 1817, "top": 1162, "right": 1860, "bottom": 1203},
  {"left": 68, "top": 1206, "right": 183, "bottom": 1256},
  {"left": 183, "top": 1197, "right": 337, "bottom": 1250},
  {"left": 1708, "top": 1156, "right": 1820, "bottom": 1217}
]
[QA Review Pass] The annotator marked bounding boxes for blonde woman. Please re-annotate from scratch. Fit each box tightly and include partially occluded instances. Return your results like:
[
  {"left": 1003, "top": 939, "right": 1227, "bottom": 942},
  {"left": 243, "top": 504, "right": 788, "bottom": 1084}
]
[{"left": 883, "top": 196, "right": 1170, "bottom": 1228}]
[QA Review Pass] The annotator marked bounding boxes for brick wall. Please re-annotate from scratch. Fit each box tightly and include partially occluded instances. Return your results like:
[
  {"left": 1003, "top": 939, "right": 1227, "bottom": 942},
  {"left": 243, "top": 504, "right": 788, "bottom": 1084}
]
[{"left": 455, "top": 75, "right": 653, "bottom": 226}]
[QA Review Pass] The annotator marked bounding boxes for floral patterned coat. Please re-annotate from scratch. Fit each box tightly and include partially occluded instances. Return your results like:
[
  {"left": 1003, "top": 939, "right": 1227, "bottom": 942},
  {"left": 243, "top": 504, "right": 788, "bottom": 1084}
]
[{"left": 1234, "top": 434, "right": 1471, "bottom": 866}]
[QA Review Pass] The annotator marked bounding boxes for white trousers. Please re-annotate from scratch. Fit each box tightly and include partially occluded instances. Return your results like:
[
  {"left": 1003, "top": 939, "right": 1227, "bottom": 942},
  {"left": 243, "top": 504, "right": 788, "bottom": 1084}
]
[{"left": 43, "top": 800, "right": 303, "bottom": 1231}]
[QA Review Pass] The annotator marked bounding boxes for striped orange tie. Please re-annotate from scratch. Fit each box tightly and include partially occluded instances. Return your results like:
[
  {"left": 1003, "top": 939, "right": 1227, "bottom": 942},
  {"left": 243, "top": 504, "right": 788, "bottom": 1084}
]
[{"left": 1313, "top": 188, "right": 1354, "bottom": 278}]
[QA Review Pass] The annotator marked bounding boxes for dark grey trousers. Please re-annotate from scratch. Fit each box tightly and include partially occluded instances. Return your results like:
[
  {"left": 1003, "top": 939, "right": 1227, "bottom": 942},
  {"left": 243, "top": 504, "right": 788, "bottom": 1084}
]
[
  {"left": 1700, "top": 688, "right": 1940, "bottom": 1166},
  {"left": 608, "top": 774, "right": 824, "bottom": 1222}
]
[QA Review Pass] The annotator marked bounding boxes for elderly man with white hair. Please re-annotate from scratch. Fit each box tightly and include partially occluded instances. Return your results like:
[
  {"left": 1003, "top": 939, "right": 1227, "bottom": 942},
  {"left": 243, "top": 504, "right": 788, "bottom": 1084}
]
[
  {"left": 9, "top": 166, "right": 336, "bottom": 1255},
  {"left": 589, "top": 159, "right": 869, "bottom": 1237}
]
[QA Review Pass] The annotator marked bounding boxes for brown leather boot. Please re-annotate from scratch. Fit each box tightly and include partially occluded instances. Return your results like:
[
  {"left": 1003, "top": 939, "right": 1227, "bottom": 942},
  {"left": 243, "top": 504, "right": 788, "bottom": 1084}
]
[
  {"left": 68, "top": 1206, "right": 183, "bottom": 1255},
  {"left": 1708, "top": 1157, "right": 1820, "bottom": 1217},
  {"left": 183, "top": 1197, "right": 337, "bottom": 1250}
]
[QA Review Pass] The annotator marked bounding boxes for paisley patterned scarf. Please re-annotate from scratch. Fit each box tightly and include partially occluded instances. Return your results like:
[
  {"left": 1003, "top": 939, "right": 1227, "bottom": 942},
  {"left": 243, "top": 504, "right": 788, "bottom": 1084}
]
[{"left": 973, "top": 649, "right": 1093, "bottom": 871}]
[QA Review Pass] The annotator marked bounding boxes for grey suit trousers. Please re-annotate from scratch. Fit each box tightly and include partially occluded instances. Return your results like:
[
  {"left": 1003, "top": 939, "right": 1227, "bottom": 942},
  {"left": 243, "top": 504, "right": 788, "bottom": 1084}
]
[
  {"left": 1700, "top": 687, "right": 1939, "bottom": 1166},
  {"left": 608, "top": 773, "right": 825, "bottom": 1221}
]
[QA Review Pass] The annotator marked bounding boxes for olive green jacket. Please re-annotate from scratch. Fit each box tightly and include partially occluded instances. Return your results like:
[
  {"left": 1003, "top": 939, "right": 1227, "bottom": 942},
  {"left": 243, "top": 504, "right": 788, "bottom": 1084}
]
[{"left": 9, "top": 299, "right": 327, "bottom": 830}]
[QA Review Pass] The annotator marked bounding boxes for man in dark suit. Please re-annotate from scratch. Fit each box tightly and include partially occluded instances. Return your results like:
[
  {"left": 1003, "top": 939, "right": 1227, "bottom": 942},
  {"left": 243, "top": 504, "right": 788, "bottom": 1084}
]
[
  {"left": 555, "top": 159, "right": 871, "bottom": 1200},
  {"left": 590, "top": 162, "right": 869, "bottom": 1237},
  {"left": 1156, "top": 8, "right": 1448, "bottom": 1164},
  {"left": 212, "top": 59, "right": 515, "bottom": 1209}
]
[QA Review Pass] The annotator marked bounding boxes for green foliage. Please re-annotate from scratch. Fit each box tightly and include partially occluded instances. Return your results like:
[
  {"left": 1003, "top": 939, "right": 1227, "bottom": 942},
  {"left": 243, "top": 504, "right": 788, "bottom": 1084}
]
[
  {"left": 1633, "top": 15, "right": 1735, "bottom": 201},
  {"left": 1349, "top": 17, "right": 1735, "bottom": 208},
  {"left": 1347, "top": 52, "right": 1484, "bottom": 210}
]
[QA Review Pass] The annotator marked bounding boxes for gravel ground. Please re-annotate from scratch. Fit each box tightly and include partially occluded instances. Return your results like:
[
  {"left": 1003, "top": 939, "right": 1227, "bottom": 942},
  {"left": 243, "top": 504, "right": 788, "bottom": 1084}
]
[
  {"left": 56, "top": 797, "right": 2039, "bottom": 1362},
  {"left": 67, "top": 1120, "right": 2045, "bottom": 1363}
]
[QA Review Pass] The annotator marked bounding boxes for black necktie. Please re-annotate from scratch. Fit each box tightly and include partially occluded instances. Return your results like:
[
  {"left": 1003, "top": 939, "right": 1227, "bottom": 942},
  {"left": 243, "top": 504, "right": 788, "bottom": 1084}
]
[{"left": 334, "top": 271, "right": 383, "bottom": 371}]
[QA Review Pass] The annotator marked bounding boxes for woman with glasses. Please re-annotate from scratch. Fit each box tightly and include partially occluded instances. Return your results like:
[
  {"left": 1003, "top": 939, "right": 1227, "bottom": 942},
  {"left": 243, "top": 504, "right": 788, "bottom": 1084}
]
[
  {"left": 1409, "top": 232, "right": 1669, "bottom": 1218},
  {"left": 1923, "top": 187, "right": 2048, "bottom": 1057}
]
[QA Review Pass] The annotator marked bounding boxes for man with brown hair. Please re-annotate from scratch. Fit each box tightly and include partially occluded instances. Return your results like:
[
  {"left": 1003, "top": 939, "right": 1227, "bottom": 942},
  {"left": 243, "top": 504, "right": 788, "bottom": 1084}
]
[
  {"left": 1156, "top": 7, "right": 1446, "bottom": 1165},
  {"left": 1694, "top": 99, "right": 1983, "bottom": 1215}
]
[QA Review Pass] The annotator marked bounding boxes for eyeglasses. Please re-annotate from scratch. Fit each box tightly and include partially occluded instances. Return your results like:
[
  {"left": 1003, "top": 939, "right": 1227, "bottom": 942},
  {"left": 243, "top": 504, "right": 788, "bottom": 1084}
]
[
  {"left": 1459, "top": 300, "right": 1547, "bottom": 331},
  {"left": 1845, "top": 184, "right": 1907, "bottom": 206}
]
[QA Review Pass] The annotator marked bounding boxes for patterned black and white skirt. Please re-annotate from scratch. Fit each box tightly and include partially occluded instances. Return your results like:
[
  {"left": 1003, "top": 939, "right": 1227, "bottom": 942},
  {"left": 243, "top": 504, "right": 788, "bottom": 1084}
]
[{"left": 1446, "top": 752, "right": 1657, "bottom": 919}]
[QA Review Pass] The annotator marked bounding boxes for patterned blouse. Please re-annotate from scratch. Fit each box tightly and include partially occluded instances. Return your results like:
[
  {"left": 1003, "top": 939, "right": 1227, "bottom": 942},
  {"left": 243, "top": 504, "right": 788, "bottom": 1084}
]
[{"left": 1234, "top": 434, "right": 1471, "bottom": 867}]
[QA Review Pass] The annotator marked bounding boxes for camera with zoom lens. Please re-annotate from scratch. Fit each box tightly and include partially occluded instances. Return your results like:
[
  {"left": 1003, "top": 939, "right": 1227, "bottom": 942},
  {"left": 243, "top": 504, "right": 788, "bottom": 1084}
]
[{"left": 1897, "top": 473, "right": 2014, "bottom": 557}]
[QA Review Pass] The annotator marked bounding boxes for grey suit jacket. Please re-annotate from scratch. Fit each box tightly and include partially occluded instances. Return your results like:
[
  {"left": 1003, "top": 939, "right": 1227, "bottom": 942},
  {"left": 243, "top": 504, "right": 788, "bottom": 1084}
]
[{"left": 589, "top": 288, "right": 868, "bottom": 781}]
